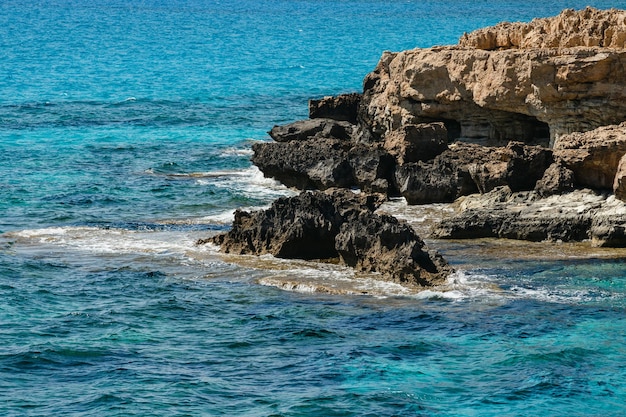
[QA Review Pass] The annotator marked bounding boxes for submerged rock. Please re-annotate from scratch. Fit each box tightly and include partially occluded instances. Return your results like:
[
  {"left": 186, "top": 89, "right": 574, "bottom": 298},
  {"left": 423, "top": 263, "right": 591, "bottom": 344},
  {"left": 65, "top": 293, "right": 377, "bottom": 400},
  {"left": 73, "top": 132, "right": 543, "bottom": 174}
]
[{"left": 203, "top": 190, "right": 453, "bottom": 288}]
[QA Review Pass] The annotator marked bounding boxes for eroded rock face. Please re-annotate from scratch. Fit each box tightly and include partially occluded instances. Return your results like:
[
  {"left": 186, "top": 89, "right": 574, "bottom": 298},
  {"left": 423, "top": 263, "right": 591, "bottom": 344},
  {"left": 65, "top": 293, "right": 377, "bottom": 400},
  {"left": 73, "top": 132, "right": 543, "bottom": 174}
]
[
  {"left": 534, "top": 163, "right": 575, "bottom": 197},
  {"left": 309, "top": 93, "right": 361, "bottom": 124},
  {"left": 360, "top": 8, "right": 626, "bottom": 146},
  {"left": 394, "top": 142, "right": 552, "bottom": 204},
  {"left": 383, "top": 122, "right": 448, "bottom": 164},
  {"left": 460, "top": 7, "right": 626, "bottom": 50},
  {"left": 554, "top": 122, "right": 626, "bottom": 190},
  {"left": 205, "top": 190, "right": 453, "bottom": 287}
]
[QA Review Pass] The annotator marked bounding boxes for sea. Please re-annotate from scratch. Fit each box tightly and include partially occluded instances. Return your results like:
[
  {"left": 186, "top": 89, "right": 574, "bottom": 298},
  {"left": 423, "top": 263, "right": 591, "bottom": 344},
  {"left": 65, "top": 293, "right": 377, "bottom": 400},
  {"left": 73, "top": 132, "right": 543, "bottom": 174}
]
[{"left": 2, "top": 0, "right": 626, "bottom": 415}]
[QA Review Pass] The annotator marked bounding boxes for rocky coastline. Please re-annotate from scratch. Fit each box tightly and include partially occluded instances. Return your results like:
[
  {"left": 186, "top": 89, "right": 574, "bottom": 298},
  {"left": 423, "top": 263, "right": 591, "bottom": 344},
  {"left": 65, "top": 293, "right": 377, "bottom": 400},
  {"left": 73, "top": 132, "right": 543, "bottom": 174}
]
[{"left": 202, "top": 7, "right": 626, "bottom": 288}]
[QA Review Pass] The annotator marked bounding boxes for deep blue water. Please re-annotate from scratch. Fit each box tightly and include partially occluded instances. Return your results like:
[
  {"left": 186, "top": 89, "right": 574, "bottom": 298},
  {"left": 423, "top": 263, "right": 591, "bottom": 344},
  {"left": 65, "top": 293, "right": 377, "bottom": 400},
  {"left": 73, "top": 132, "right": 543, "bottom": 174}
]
[{"left": 2, "top": 1, "right": 626, "bottom": 415}]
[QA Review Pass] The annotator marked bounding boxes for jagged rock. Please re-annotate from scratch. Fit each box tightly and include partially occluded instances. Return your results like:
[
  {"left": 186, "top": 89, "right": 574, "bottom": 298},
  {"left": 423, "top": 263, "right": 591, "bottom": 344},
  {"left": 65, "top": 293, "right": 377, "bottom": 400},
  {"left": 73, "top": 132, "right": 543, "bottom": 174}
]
[
  {"left": 383, "top": 122, "right": 448, "bottom": 164},
  {"left": 252, "top": 139, "right": 354, "bottom": 189},
  {"left": 204, "top": 190, "right": 453, "bottom": 287},
  {"left": 335, "top": 211, "right": 452, "bottom": 287},
  {"left": 360, "top": 8, "right": 626, "bottom": 147},
  {"left": 252, "top": 138, "right": 395, "bottom": 192},
  {"left": 534, "top": 162, "right": 576, "bottom": 196},
  {"left": 460, "top": 7, "right": 626, "bottom": 50},
  {"left": 347, "top": 145, "right": 396, "bottom": 194},
  {"left": 614, "top": 154, "right": 626, "bottom": 201},
  {"left": 309, "top": 93, "right": 361, "bottom": 124},
  {"left": 395, "top": 156, "right": 476, "bottom": 205},
  {"left": 470, "top": 142, "right": 553, "bottom": 192},
  {"left": 207, "top": 190, "right": 377, "bottom": 259},
  {"left": 394, "top": 142, "right": 552, "bottom": 204},
  {"left": 554, "top": 122, "right": 626, "bottom": 190},
  {"left": 268, "top": 118, "right": 354, "bottom": 142}
]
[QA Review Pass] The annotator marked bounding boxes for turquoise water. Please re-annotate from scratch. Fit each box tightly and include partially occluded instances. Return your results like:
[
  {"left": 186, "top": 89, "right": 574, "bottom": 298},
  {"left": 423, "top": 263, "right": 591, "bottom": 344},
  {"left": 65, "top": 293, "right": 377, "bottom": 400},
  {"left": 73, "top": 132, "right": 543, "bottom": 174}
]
[{"left": 2, "top": 1, "right": 626, "bottom": 415}]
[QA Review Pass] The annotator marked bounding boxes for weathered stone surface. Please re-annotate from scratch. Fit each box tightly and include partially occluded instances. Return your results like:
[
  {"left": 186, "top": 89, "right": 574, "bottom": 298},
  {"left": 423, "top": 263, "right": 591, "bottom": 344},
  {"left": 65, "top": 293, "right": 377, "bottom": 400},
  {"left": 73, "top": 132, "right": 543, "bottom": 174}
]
[
  {"left": 394, "top": 142, "right": 552, "bottom": 204},
  {"left": 335, "top": 211, "right": 452, "bottom": 287},
  {"left": 252, "top": 139, "right": 354, "bottom": 190},
  {"left": 395, "top": 156, "right": 476, "bottom": 205},
  {"left": 614, "top": 154, "right": 626, "bottom": 201},
  {"left": 460, "top": 7, "right": 626, "bottom": 50},
  {"left": 347, "top": 145, "right": 396, "bottom": 193},
  {"left": 252, "top": 138, "right": 395, "bottom": 193},
  {"left": 205, "top": 190, "right": 453, "bottom": 287},
  {"left": 360, "top": 8, "right": 626, "bottom": 147},
  {"left": 590, "top": 196, "right": 626, "bottom": 246},
  {"left": 534, "top": 162, "right": 575, "bottom": 196},
  {"left": 434, "top": 187, "right": 626, "bottom": 247},
  {"left": 268, "top": 118, "right": 354, "bottom": 142},
  {"left": 309, "top": 93, "right": 361, "bottom": 124},
  {"left": 554, "top": 122, "right": 626, "bottom": 189},
  {"left": 383, "top": 122, "right": 448, "bottom": 164}
]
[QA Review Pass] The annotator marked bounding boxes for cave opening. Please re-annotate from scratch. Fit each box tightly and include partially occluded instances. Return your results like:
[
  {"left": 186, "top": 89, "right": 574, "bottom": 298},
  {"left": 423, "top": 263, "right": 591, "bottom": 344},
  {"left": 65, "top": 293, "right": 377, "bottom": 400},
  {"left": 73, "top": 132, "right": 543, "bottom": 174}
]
[{"left": 424, "top": 114, "right": 550, "bottom": 147}]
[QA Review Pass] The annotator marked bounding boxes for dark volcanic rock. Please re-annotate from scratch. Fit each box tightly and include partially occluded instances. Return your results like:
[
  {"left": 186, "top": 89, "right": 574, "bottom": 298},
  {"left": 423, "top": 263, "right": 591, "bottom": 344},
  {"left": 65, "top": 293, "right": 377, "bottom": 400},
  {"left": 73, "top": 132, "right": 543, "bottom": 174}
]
[
  {"left": 204, "top": 190, "right": 453, "bottom": 287},
  {"left": 347, "top": 144, "right": 396, "bottom": 194},
  {"left": 395, "top": 142, "right": 553, "bottom": 204},
  {"left": 208, "top": 190, "right": 369, "bottom": 259},
  {"left": 268, "top": 118, "right": 354, "bottom": 142},
  {"left": 252, "top": 139, "right": 354, "bottom": 190},
  {"left": 253, "top": 138, "right": 396, "bottom": 193},
  {"left": 309, "top": 93, "right": 361, "bottom": 124},
  {"left": 335, "top": 211, "right": 452, "bottom": 286},
  {"left": 395, "top": 158, "right": 476, "bottom": 204}
]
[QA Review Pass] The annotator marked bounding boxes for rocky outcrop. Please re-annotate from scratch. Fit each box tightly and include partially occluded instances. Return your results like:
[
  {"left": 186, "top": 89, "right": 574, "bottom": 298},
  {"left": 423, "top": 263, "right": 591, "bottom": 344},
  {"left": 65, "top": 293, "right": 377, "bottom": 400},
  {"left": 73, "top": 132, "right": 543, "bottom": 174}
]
[
  {"left": 268, "top": 118, "right": 354, "bottom": 142},
  {"left": 246, "top": 7, "right": 626, "bottom": 252},
  {"left": 360, "top": 8, "right": 626, "bottom": 147},
  {"left": 383, "top": 122, "right": 448, "bottom": 164},
  {"left": 204, "top": 190, "right": 453, "bottom": 287},
  {"left": 433, "top": 187, "right": 626, "bottom": 246},
  {"left": 252, "top": 138, "right": 395, "bottom": 193},
  {"left": 534, "top": 162, "right": 575, "bottom": 197},
  {"left": 309, "top": 93, "right": 361, "bottom": 124},
  {"left": 459, "top": 7, "right": 626, "bottom": 50},
  {"left": 394, "top": 141, "right": 553, "bottom": 204},
  {"left": 553, "top": 122, "right": 626, "bottom": 190}
]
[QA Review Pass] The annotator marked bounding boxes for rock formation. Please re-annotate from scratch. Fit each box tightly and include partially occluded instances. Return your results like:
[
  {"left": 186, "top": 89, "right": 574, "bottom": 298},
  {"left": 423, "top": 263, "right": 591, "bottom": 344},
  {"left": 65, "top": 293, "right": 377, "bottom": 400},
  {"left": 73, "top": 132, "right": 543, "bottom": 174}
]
[
  {"left": 360, "top": 43, "right": 626, "bottom": 147},
  {"left": 553, "top": 122, "right": 626, "bottom": 190},
  {"left": 203, "top": 189, "right": 453, "bottom": 287},
  {"left": 234, "top": 6, "right": 626, "bottom": 264},
  {"left": 459, "top": 7, "right": 626, "bottom": 50},
  {"left": 433, "top": 186, "right": 626, "bottom": 247}
]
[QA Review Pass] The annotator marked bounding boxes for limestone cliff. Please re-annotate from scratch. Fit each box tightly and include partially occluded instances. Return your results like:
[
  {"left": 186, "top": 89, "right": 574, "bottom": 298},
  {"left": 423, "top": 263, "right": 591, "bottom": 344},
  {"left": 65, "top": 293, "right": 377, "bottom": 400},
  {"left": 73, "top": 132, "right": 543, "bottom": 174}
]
[{"left": 360, "top": 7, "right": 626, "bottom": 147}]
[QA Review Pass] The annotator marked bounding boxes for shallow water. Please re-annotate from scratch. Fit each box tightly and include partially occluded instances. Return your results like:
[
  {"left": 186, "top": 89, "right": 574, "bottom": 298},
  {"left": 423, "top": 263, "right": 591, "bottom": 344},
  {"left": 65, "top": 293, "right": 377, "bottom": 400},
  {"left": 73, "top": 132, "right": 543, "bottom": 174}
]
[{"left": 2, "top": 0, "right": 626, "bottom": 415}]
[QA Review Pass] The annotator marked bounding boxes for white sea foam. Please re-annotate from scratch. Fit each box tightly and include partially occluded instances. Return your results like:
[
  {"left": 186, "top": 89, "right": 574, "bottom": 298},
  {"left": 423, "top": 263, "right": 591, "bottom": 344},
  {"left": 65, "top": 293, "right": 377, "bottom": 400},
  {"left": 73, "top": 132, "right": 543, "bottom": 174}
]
[
  {"left": 6, "top": 226, "right": 216, "bottom": 259},
  {"left": 219, "top": 147, "right": 254, "bottom": 157}
]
